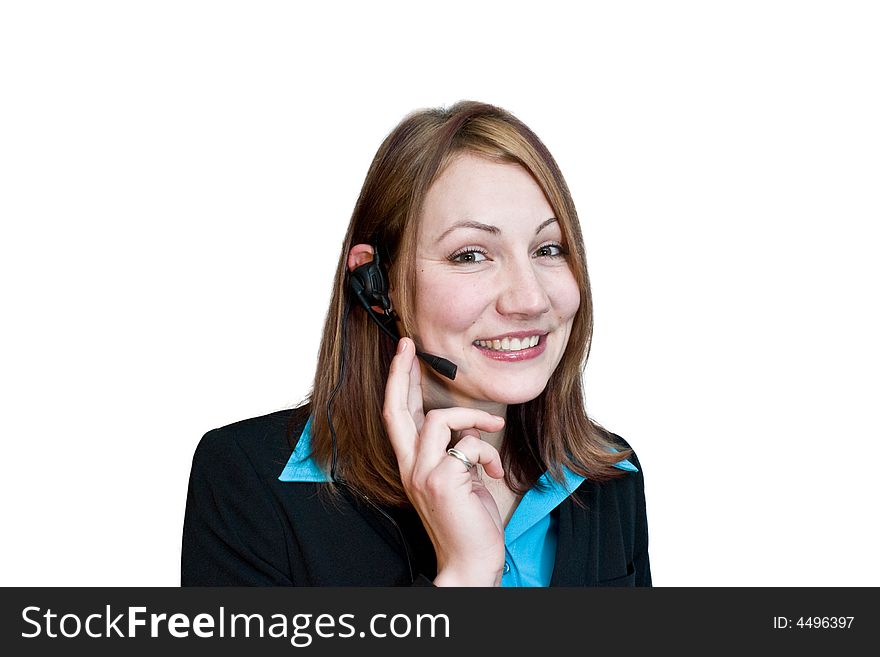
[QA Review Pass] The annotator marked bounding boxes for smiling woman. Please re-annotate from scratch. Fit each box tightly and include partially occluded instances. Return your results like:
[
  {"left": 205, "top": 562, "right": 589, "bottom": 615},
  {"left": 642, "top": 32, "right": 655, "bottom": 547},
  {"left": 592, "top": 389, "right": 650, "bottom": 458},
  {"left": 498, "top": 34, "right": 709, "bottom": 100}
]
[{"left": 181, "top": 101, "right": 651, "bottom": 587}]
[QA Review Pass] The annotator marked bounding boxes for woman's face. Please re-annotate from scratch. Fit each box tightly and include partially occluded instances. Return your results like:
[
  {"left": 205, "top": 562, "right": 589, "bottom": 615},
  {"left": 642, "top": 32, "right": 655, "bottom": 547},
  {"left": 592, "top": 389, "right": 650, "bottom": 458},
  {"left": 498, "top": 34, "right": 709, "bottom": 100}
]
[{"left": 409, "top": 152, "right": 581, "bottom": 410}]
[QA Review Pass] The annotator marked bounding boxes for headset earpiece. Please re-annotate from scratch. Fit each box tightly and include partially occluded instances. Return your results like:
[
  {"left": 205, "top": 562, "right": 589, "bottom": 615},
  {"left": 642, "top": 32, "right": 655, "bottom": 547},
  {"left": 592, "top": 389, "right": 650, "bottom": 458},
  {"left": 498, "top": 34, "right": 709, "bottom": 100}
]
[{"left": 349, "top": 244, "right": 393, "bottom": 316}]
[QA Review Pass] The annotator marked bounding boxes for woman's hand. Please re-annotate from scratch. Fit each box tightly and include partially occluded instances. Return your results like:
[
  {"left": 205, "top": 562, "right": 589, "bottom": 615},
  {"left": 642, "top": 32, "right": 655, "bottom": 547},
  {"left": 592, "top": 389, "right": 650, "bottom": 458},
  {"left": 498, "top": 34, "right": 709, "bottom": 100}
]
[{"left": 383, "top": 337, "right": 507, "bottom": 586}]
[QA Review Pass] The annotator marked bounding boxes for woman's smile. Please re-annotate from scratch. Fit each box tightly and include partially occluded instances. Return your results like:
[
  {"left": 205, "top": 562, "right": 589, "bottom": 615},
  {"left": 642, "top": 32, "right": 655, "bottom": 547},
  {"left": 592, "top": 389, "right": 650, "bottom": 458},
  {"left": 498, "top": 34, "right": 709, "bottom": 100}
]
[{"left": 472, "top": 331, "right": 549, "bottom": 361}]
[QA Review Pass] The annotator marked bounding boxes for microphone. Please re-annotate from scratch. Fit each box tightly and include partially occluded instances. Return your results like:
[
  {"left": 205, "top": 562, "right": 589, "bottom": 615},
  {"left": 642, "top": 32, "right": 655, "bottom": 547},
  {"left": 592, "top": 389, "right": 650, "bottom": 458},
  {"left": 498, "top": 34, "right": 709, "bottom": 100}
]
[{"left": 413, "top": 349, "right": 457, "bottom": 381}]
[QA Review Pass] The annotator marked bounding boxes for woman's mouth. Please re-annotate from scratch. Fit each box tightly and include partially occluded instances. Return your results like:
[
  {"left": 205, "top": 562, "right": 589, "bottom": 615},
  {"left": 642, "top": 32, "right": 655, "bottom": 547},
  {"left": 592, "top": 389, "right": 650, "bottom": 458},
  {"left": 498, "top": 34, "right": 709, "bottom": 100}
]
[{"left": 471, "top": 333, "right": 547, "bottom": 362}]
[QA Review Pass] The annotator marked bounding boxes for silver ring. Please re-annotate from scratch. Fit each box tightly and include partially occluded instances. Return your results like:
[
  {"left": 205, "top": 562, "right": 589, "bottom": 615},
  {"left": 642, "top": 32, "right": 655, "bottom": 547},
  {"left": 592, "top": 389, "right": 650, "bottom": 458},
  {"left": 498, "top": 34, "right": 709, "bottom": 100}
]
[{"left": 446, "top": 447, "right": 475, "bottom": 470}]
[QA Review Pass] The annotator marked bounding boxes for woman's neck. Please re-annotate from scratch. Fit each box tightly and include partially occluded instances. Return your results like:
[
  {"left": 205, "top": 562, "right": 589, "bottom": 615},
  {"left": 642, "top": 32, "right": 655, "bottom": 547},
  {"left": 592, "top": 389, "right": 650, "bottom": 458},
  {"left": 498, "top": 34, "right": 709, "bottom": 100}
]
[{"left": 420, "top": 375, "right": 507, "bottom": 452}]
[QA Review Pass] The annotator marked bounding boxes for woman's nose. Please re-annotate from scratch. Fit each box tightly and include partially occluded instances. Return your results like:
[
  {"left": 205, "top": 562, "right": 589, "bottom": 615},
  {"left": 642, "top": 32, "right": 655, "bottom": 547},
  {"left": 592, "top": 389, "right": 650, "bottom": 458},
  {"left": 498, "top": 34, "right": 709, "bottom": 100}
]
[{"left": 495, "top": 257, "right": 551, "bottom": 318}]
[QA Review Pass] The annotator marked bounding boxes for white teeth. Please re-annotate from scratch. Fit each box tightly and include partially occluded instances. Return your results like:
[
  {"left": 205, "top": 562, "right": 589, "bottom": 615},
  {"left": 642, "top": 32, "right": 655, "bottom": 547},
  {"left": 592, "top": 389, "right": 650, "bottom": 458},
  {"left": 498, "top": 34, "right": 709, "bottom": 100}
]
[{"left": 474, "top": 335, "right": 542, "bottom": 352}]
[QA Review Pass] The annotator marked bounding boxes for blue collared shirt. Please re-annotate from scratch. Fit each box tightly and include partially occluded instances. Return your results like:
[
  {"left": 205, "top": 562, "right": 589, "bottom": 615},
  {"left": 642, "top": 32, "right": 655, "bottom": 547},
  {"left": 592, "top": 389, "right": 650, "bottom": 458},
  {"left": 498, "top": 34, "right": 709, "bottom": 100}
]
[{"left": 279, "top": 417, "right": 637, "bottom": 586}]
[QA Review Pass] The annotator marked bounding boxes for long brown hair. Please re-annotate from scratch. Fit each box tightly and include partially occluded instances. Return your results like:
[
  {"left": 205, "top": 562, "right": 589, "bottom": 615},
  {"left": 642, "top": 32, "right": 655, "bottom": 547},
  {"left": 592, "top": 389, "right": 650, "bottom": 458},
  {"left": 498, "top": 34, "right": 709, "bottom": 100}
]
[{"left": 301, "top": 100, "right": 632, "bottom": 507}]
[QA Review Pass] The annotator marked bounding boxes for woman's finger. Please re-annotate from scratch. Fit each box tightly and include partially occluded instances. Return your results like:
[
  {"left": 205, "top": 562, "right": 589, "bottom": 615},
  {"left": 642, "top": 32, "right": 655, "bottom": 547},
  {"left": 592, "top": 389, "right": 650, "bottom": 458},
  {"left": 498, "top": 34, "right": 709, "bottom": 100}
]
[
  {"left": 405, "top": 339, "right": 425, "bottom": 430},
  {"left": 441, "top": 434, "right": 504, "bottom": 480},
  {"left": 382, "top": 337, "right": 420, "bottom": 471},
  {"left": 411, "top": 407, "right": 504, "bottom": 476}
]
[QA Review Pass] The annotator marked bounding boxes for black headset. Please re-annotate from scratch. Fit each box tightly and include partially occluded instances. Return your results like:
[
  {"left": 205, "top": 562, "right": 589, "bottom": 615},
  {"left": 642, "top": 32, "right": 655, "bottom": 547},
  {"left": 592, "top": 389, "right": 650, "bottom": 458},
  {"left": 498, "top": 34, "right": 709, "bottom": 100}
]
[{"left": 347, "top": 243, "right": 457, "bottom": 381}]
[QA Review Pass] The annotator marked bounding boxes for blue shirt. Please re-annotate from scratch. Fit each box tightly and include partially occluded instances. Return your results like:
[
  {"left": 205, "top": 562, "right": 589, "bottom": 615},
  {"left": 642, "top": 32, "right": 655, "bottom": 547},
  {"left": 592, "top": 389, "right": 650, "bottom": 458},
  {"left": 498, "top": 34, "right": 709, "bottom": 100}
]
[{"left": 279, "top": 416, "right": 637, "bottom": 586}]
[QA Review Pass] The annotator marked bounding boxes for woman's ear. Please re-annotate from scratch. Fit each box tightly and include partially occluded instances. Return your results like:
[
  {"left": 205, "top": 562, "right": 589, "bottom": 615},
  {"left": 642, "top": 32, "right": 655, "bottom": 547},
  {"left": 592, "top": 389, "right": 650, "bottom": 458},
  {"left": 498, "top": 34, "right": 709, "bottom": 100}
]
[{"left": 347, "top": 243, "right": 374, "bottom": 272}]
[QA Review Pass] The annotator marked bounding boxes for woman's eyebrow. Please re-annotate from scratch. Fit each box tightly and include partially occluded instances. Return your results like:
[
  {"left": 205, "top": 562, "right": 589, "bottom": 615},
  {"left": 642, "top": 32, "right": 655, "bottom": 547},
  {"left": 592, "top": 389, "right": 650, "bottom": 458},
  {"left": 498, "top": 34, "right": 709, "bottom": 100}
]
[{"left": 436, "top": 217, "right": 558, "bottom": 242}]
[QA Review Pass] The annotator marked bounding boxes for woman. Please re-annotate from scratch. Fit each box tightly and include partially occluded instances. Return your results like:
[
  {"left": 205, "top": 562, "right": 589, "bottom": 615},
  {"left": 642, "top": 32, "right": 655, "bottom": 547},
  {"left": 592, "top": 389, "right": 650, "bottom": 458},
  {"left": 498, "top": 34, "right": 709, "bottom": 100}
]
[{"left": 181, "top": 101, "right": 651, "bottom": 586}]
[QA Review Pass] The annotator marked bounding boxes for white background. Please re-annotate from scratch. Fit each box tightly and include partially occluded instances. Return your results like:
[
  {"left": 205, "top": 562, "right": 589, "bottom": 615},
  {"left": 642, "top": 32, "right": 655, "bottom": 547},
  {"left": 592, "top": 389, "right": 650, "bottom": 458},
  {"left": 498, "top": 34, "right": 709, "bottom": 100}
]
[{"left": 2, "top": 1, "right": 878, "bottom": 586}]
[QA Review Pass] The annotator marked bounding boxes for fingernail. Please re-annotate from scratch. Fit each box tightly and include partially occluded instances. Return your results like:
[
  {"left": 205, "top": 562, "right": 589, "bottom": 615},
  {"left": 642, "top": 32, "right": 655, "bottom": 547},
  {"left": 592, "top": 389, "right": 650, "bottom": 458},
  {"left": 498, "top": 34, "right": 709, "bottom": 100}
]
[
  {"left": 397, "top": 339, "right": 406, "bottom": 354},
  {"left": 494, "top": 415, "right": 505, "bottom": 422}
]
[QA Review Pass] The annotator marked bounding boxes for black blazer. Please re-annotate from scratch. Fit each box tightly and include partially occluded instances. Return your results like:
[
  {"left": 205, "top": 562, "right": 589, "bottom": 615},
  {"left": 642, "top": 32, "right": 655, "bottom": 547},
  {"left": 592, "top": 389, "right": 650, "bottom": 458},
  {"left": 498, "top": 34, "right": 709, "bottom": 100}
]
[{"left": 181, "top": 405, "right": 651, "bottom": 586}]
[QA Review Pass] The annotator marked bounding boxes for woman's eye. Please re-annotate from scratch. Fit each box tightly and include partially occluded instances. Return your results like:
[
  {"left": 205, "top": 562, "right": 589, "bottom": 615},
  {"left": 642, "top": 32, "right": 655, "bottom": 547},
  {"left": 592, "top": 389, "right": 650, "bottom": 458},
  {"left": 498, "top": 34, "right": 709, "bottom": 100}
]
[
  {"left": 535, "top": 243, "right": 566, "bottom": 258},
  {"left": 448, "top": 248, "right": 488, "bottom": 264}
]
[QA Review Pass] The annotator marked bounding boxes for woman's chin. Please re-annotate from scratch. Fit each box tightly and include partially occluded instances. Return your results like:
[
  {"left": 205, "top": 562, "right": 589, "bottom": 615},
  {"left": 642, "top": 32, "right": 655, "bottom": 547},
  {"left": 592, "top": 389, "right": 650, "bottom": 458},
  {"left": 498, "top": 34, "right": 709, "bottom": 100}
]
[{"left": 477, "top": 384, "right": 547, "bottom": 406}]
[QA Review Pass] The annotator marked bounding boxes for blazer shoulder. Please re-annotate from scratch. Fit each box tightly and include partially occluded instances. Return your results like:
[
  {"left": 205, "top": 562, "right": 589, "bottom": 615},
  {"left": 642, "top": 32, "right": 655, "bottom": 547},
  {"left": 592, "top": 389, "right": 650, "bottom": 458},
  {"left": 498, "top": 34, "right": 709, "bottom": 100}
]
[
  {"left": 192, "top": 404, "right": 311, "bottom": 481},
  {"left": 183, "top": 405, "right": 311, "bottom": 586}
]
